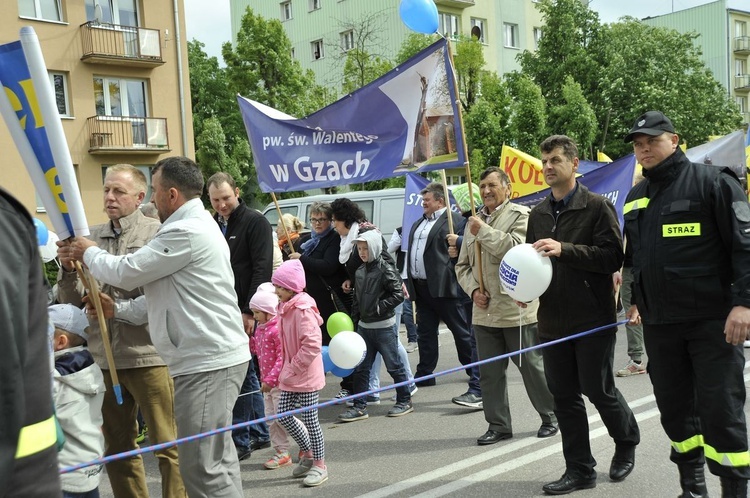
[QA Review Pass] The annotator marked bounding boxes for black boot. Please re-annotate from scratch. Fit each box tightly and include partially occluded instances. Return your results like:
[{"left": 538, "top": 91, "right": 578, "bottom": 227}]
[
  {"left": 678, "top": 464, "right": 709, "bottom": 498},
  {"left": 720, "top": 477, "right": 748, "bottom": 498}
]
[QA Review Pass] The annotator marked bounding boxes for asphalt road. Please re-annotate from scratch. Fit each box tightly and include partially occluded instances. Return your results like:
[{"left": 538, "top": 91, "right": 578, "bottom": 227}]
[{"left": 96, "top": 324, "right": 750, "bottom": 497}]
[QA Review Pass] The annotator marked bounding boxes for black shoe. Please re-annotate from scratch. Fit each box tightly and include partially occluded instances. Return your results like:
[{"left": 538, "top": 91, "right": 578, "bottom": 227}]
[
  {"left": 543, "top": 473, "right": 596, "bottom": 495},
  {"left": 678, "top": 464, "right": 708, "bottom": 498},
  {"left": 250, "top": 439, "right": 271, "bottom": 451},
  {"left": 537, "top": 423, "right": 559, "bottom": 438},
  {"left": 720, "top": 476, "right": 748, "bottom": 498},
  {"left": 236, "top": 446, "right": 252, "bottom": 461},
  {"left": 476, "top": 429, "right": 512, "bottom": 446},
  {"left": 609, "top": 445, "right": 635, "bottom": 482},
  {"left": 415, "top": 377, "right": 436, "bottom": 387}
]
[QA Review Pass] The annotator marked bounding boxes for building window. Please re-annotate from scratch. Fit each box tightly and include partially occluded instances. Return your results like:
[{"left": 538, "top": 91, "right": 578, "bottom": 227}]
[
  {"left": 533, "top": 27, "right": 542, "bottom": 50},
  {"left": 309, "top": 0, "right": 321, "bottom": 11},
  {"left": 281, "top": 1, "right": 292, "bottom": 21},
  {"left": 311, "top": 39, "right": 324, "bottom": 60},
  {"left": 341, "top": 30, "right": 354, "bottom": 52},
  {"left": 736, "top": 20, "right": 747, "bottom": 37},
  {"left": 504, "top": 23, "right": 519, "bottom": 48},
  {"left": 737, "top": 58, "right": 747, "bottom": 76},
  {"left": 736, "top": 96, "right": 747, "bottom": 114},
  {"left": 49, "top": 72, "right": 70, "bottom": 117},
  {"left": 84, "top": 0, "right": 139, "bottom": 26},
  {"left": 18, "top": 0, "right": 62, "bottom": 22},
  {"left": 439, "top": 13, "right": 460, "bottom": 39},
  {"left": 470, "top": 18, "right": 486, "bottom": 43}
]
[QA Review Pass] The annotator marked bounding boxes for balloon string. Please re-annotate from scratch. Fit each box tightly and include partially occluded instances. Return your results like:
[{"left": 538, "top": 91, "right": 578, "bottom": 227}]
[{"left": 518, "top": 313, "right": 522, "bottom": 368}]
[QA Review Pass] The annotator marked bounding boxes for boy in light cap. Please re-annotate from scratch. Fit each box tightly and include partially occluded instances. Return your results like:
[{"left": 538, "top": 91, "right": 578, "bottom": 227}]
[
  {"left": 248, "top": 285, "right": 294, "bottom": 470},
  {"left": 49, "top": 304, "right": 106, "bottom": 498}
]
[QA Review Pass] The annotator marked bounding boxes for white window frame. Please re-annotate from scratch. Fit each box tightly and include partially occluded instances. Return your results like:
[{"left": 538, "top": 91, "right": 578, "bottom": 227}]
[
  {"left": 340, "top": 30, "right": 354, "bottom": 52},
  {"left": 309, "top": 0, "right": 321, "bottom": 12},
  {"left": 470, "top": 18, "right": 486, "bottom": 43},
  {"left": 736, "top": 20, "right": 747, "bottom": 38},
  {"left": 281, "top": 1, "right": 292, "bottom": 21},
  {"left": 311, "top": 39, "right": 324, "bottom": 60},
  {"left": 49, "top": 71, "right": 70, "bottom": 117},
  {"left": 533, "top": 27, "right": 543, "bottom": 50},
  {"left": 736, "top": 96, "right": 747, "bottom": 114},
  {"left": 737, "top": 58, "right": 747, "bottom": 76},
  {"left": 439, "top": 13, "right": 460, "bottom": 39},
  {"left": 94, "top": 76, "right": 148, "bottom": 117},
  {"left": 504, "top": 23, "right": 519, "bottom": 49},
  {"left": 85, "top": 0, "right": 140, "bottom": 26},
  {"left": 18, "top": 0, "right": 62, "bottom": 22}
]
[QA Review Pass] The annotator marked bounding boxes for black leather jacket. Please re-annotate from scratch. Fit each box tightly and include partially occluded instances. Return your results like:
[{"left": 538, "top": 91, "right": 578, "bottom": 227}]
[{"left": 624, "top": 148, "right": 750, "bottom": 324}]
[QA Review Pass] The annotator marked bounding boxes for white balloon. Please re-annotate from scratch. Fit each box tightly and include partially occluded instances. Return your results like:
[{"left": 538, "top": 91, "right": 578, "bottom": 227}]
[
  {"left": 39, "top": 231, "right": 59, "bottom": 263},
  {"left": 499, "top": 243, "right": 552, "bottom": 302},
  {"left": 328, "top": 330, "right": 367, "bottom": 369}
]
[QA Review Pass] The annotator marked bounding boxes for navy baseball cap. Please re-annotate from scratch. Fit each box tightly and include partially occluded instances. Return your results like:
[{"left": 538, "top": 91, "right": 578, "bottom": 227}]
[{"left": 624, "top": 111, "right": 675, "bottom": 142}]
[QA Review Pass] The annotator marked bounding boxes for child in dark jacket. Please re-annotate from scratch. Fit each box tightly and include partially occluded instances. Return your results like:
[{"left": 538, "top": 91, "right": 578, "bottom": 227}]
[{"left": 337, "top": 229, "right": 412, "bottom": 423}]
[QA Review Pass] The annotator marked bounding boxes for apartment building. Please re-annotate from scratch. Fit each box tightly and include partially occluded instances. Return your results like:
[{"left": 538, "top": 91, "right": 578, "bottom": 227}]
[
  {"left": 230, "top": 0, "right": 545, "bottom": 92},
  {"left": 641, "top": 0, "right": 750, "bottom": 125},
  {"left": 1, "top": 0, "right": 194, "bottom": 228}
]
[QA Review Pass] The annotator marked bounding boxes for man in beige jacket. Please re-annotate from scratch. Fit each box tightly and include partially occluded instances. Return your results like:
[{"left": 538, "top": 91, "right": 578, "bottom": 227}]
[
  {"left": 57, "top": 164, "right": 185, "bottom": 498},
  {"left": 454, "top": 167, "right": 557, "bottom": 446}
]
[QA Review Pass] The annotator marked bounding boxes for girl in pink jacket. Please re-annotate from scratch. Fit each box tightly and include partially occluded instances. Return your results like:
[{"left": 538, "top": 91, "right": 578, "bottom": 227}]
[
  {"left": 272, "top": 260, "right": 327, "bottom": 487},
  {"left": 249, "top": 283, "right": 294, "bottom": 470}
]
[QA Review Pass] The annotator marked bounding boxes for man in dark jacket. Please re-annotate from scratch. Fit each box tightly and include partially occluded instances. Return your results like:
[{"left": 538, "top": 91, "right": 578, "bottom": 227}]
[
  {"left": 0, "top": 187, "right": 61, "bottom": 497},
  {"left": 337, "top": 229, "right": 411, "bottom": 422},
  {"left": 527, "top": 135, "right": 640, "bottom": 495},
  {"left": 406, "top": 182, "right": 481, "bottom": 406},
  {"left": 623, "top": 111, "right": 750, "bottom": 497},
  {"left": 208, "top": 172, "right": 274, "bottom": 459}
]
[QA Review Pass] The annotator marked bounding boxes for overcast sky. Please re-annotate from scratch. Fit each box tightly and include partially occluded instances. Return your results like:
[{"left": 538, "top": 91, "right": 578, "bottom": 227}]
[{"left": 182, "top": 0, "right": 718, "bottom": 62}]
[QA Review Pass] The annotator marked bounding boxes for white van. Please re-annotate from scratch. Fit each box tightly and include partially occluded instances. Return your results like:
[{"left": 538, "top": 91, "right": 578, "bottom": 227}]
[{"left": 261, "top": 188, "right": 405, "bottom": 242}]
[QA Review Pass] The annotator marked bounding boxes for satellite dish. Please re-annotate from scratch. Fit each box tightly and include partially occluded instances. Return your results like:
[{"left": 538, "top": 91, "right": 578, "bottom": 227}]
[
  {"left": 471, "top": 25, "right": 481, "bottom": 41},
  {"left": 94, "top": 2, "right": 103, "bottom": 23}
]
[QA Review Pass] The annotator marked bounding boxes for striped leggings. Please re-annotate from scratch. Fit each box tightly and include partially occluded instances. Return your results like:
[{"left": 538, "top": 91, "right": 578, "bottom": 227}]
[{"left": 277, "top": 390, "right": 325, "bottom": 461}]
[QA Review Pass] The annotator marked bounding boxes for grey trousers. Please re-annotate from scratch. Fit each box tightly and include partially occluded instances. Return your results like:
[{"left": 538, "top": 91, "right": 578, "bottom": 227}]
[
  {"left": 474, "top": 323, "right": 556, "bottom": 433},
  {"left": 173, "top": 362, "right": 247, "bottom": 498}
]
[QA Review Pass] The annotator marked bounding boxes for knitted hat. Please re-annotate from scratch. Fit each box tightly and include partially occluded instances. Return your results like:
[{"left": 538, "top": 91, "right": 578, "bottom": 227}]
[
  {"left": 249, "top": 285, "right": 279, "bottom": 315},
  {"left": 272, "top": 259, "right": 306, "bottom": 293},
  {"left": 49, "top": 304, "right": 89, "bottom": 342}
]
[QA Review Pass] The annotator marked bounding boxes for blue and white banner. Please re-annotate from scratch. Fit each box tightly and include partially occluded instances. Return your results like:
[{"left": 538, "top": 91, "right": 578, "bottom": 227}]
[
  {"left": 401, "top": 173, "right": 459, "bottom": 251},
  {"left": 238, "top": 38, "right": 466, "bottom": 193},
  {"left": 0, "top": 28, "right": 88, "bottom": 239},
  {"left": 514, "top": 154, "right": 636, "bottom": 231}
]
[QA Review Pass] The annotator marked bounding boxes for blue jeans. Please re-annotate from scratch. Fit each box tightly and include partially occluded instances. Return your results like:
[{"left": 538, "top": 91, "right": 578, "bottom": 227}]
[
  {"left": 368, "top": 321, "right": 415, "bottom": 398},
  {"left": 401, "top": 299, "right": 418, "bottom": 343},
  {"left": 231, "top": 359, "right": 269, "bottom": 449},
  {"left": 64, "top": 489, "right": 99, "bottom": 498},
  {"left": 353, "top": 324, "right": 412, "bottom": 407}
]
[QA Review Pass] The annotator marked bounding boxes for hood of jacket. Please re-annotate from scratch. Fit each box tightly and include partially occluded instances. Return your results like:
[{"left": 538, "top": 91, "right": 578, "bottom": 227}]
[{"left": 356, "top": 229, "right": 382, "bottom": 264}]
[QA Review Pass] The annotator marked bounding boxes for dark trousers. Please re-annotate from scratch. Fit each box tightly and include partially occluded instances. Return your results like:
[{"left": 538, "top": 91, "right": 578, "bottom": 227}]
[
  {"left": 542, "top": 329, "right": 640, "bottom": 477},
  {"left": 644, "top": 320, "right": 750, "bottom": 479},
  {"left": 231, "top": 359, "right": 269, "bottom": 449},
  {"left": 413, "top": 280, "right": 480, "bottom": 394}
]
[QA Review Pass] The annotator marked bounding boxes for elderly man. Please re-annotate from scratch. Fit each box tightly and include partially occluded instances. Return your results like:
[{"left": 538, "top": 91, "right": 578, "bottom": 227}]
[
  {"left": 406, "top": 182, "right": 481, "bottom": 405},
  {"left": 63, "top": 157, "right": 250, "bottom": 498},
  {"left": 57, "top": 164, "right": 185, "bottom": 498},
  {"left": 624, "top": 111, "right": 750, "bottom": 497},
  {"left": 455, "top": 167, "right": 557, "bottom": 446}
]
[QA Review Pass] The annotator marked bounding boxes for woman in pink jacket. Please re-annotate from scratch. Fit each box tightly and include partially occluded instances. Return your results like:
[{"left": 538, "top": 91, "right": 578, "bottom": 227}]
[{"left": 272, "top": 260, "right": 327, "bottom": 487}]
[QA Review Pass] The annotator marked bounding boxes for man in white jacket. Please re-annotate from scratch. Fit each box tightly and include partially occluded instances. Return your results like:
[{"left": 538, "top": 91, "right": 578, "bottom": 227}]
[{"left": 64, "top": 156, "right": 250, "bottom": 498}]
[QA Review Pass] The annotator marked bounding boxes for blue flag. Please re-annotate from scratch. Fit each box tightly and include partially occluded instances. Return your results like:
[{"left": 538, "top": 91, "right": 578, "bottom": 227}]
[{"left": 238, "top": 39, "right": 466, "bottom": 193}]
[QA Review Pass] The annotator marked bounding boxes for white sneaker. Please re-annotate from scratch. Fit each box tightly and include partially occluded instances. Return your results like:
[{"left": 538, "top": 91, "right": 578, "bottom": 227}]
[
  {"left": 616, "top": 359, "right": 646, "bottom": 377},
  {"left": 303, "top": 465, "right": 328, "bottom": 486},
  {"left": 744, "top": 340, "right": 750, "bottom": 348}
]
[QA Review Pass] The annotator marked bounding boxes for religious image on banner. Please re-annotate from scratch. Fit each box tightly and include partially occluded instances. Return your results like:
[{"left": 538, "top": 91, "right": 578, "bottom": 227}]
[{"left": 238, "top": 38, "right": 466, "bottom": 193}]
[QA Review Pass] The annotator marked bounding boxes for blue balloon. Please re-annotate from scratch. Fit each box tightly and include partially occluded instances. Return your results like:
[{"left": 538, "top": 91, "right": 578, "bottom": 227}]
[
  {"left": 322, "top": 346, "right": 334, "bottom": 373},
  {"left": 330, "top": 364, "right": 355, "bottom": 378},
  {"left": 33, "top": 218, "right": 48, "bottom": 246},
  {"left": 399, "top": 0, "right": 439, "bottom": 34}
]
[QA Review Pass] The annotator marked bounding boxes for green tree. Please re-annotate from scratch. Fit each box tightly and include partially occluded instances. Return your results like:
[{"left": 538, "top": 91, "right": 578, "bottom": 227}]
[
  {"left": 452, "top": 36, "right": 485, "bottom": 112},
  {"left": 463, "top": 72, "right": 512, "bottom": 169},
  {"left": 395, "top": 33, "right": 437, "bottom": 64},
  {"left": 342, "top": 48, "right": 393, "bottom": 94},
  {"left": 188, "top": 40, "right": 239, "bottom": 140},
  {"left": 548, "top": 76, "right": 597, "bottom": 158},
  {"left": 507, "top": 74, "right": 547, "bottom": 156}
]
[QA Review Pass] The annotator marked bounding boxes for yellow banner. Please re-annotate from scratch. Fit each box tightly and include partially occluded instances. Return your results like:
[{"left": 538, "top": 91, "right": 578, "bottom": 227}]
[{"left": 500, "top": 145, "right": 546, "bottom": 198}]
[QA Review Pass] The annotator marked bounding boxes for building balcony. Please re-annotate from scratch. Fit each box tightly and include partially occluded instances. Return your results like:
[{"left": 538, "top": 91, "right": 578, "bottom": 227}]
[
  {"left": 735, "top": 36, "right": 750, "bottom": 55},
  {"left": 435, "top": 0, "right": 475, "bottom": 8},
  {"left": 87, "top": 116, "right": 170, "bottom": 154},
  {"left": 80, "top": 21, "right": 165, "bottom": 68},
  {"left": 735, "top": 74, "right": 750, "bottom": 92}
]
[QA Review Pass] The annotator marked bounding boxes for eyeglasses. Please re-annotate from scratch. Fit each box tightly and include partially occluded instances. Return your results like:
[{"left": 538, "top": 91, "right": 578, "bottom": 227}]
[{"left": 310, "top": 217, "right": 330, "bottom": 224}]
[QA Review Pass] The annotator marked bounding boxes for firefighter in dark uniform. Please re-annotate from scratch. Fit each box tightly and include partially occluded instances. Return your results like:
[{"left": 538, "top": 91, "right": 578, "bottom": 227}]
[
  {"left": 623, "top": 111, "right": 750, "bottom": 498},
  {"left": 0, "top": 187, "right": 62, "bottom": 497}
]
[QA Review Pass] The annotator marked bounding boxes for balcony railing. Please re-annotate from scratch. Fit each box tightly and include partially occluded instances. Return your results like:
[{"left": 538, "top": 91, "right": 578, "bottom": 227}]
[
  {"left": 735, "top": 74, "right": 750, "bottom": 92},
  {"left": 80, "top": 21, "right": 164, "bottom": 67},
  {"left": 87, "top": 116, "right": 170, "bottom": 154},
  {"left": 435, "top": 0, "right": 475, "bottom": 7},
  {"left": 735, "top": 36, "right": 750, "bottom": 55}
]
